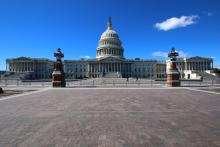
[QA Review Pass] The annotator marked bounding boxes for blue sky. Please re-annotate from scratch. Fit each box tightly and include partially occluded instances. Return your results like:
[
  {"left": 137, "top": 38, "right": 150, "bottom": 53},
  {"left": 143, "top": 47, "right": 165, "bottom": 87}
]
[{"left": 0, "top": 0, "right": 220, "bottom": 70}]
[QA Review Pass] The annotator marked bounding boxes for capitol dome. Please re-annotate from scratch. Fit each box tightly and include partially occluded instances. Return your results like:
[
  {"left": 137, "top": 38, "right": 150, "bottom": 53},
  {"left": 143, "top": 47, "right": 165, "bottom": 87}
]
[{"left": 96, "top": 17, "right": 124, "bottom": 59}]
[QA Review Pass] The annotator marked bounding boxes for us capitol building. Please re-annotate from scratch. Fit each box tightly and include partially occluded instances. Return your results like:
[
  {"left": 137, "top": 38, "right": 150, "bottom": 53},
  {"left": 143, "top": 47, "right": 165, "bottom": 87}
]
[{"left": 3, "top": 17, "right": 214, "bottom": 80}]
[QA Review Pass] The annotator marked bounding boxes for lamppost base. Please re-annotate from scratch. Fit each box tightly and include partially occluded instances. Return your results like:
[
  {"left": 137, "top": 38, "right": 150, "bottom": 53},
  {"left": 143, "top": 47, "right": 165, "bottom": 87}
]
[
  {"left": 0, "top": 87, "right": 3, "bottom": 94},
  {"left": 166, "top": 81, "right": 181, "bottom": 87},
  {"left": 52, "top": 81, "right": 66, "bottom": 87}
]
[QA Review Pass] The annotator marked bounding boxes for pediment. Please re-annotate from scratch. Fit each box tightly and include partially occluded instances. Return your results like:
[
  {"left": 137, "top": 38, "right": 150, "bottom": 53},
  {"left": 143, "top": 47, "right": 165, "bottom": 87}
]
[
  {"left": 98, "top": 56, "right": 125, "bottom": 62},
  {"left": 187, "top": 56, "right": 210, "bottom": 60},
  {"left": 15, "top": 57, "right": 32, "bottom": 61}
]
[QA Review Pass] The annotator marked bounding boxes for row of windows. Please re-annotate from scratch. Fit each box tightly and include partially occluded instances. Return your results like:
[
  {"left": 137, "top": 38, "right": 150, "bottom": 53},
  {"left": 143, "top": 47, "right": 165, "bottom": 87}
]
[
  {"left": 66, "top": 68, "right": 87, "bottom": 72},
  {"left": 100, "top": 41, "right": 120, "bottom": 46},
  {"left": 133, "top": 68, "right": 154, "bottom": 72}
]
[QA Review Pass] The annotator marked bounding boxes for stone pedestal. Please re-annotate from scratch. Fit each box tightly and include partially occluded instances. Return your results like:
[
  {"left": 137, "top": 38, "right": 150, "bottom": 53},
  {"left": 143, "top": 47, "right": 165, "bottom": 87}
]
[
  {"left": 166, "top": 61, "right": 181, "bottom": 87},
  {"left": 166, "top": 48, "right": 181, "bottom": 87},
  {"left": 0, "top": 87, "right": 3, "bottom": 94},
  {"left": 52, "top": 48, "right": 66, "bottom": 87}
]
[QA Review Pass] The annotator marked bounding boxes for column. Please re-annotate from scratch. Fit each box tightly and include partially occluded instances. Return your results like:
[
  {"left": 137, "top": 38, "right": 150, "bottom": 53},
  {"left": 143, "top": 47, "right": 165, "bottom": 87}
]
[
  {"left": 118, "top": 63, "right": 120, "bottom": 71},
  {"left": 112, "top": 63, "right": 113, "bottom": 72},
  {"left": 106, "top": 63, "right": 108, "bottom": 72},
  {"left": 25, "top": 62, "right": 28, "bottom": 72},
  {"left": 15, "top": 62, "right": 19, "bottom": 72},
  {"left": 11, "top": 63, "right": 13, "bottom": 71},
  {"left": 21, "top": 62, "right": 24, "bottom": 72},
  {"left": 105, "top": 64, "right": 106, "bottom": 72},
  {"left": 94, "top": 64, "right": 96, "bottom": 72},
  {"left": 94, "top": 64, "right": 95, "bottom": 72},
  {"left": 91, "top": 64, "right": 93, "bottom": 72},
  {"left": 16, "top": 63, "right": 18, "bottom": 72},
  {"left": 14, "top": 63, "right": 15, "bottom": 71},
  {"left": 187, "top": 62, "right": 189, "bottom": 70},
  {"left": 13, "top": 63, "right": 15, "bottom": 71},
  {"left": 93, "top": 64, "right": 95, "bottom": 72},
  {"left": 201, "top": 62, "right": 203, "bottom": 71},
  {"left": 101, "top": 63, "right": 102, "bottom": 72}
]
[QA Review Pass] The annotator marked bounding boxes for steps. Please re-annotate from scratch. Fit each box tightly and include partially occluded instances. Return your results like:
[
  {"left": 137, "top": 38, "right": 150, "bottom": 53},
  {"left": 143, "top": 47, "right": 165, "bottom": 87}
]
[{"left": 103, "top": 72, "right": 122, "bottom": 78}]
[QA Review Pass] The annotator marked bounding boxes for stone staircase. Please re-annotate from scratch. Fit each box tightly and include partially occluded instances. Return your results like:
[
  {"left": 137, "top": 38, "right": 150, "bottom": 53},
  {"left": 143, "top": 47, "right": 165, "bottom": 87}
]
[
  {"left": 198, "top": 72, "right": 218, "bottom": 80},
  {"left": 197, "top": 71, "right": 220, "bottom": 84},
  {"left": 103, "top": 72, "right": 122, "bottom": 78},
  {"left": 1, "top": 72, "right": 27, "bottom": 80}
]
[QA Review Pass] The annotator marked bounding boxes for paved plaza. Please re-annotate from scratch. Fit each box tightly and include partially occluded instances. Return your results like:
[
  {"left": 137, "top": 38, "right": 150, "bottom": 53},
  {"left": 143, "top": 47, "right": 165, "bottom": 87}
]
[{"left": 0, "top": 87, "right": 220, "bottom": 147}]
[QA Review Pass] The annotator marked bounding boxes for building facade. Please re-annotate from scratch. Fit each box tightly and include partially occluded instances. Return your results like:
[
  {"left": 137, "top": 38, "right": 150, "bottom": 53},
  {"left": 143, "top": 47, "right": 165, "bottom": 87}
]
[
  {"left": 167, "top": 57, "right": 213, "bottom": 79},
  {"left": 5, "top": 57, "right": 53, "bottom": 79},
  {"left": 64, "top": 17, "right": 157, "bottom": 79},
  {"left": 4, "top": 18, "right": 214, "bottom": 80}
]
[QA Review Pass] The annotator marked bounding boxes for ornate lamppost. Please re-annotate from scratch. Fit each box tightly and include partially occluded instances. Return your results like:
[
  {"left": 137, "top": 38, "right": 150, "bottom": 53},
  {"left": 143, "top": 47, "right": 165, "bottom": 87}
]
[
  {"left": 52, "top": 48, "right": 66, "bottom": 87},
  {"left": 166, "top": 48, "right": 181, "bottom": 87},
  {"left": 0, "top": 65, "right": 3, "bottom": 93},
  {"left": 0, "top": 85, "right": 3, "bottom": 94}
]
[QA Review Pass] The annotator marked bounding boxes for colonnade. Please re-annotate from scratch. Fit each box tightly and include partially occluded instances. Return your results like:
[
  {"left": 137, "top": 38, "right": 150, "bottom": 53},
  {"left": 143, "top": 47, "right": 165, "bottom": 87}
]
[
  {"left": 8, "top": 62, "right": 35, "bottom": 72},
  {"left": 176, "top": 61, "right": 213, "bottom": 71},
  {"left": 88, "top": 63, "right": 131, "bottom": 73},
  {"left": 96, "top": 48, "right": 123, "bottom": 56},
  {"left": 182, "top": 61, "right": 213, "bottom": 71}
]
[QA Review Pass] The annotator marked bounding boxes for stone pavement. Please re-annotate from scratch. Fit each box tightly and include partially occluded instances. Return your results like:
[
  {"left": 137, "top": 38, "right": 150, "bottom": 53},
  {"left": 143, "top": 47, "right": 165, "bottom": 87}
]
[{"left": 0, "top": 88, "right": 220, "bottom": 147}]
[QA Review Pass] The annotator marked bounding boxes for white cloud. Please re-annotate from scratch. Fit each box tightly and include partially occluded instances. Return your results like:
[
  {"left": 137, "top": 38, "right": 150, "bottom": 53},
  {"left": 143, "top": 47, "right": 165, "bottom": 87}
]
[
  {"left": 152, "top": 50, "right": 189, "bottom": 58},
  {"left": 81, "top": 55, "right": 91, "bottom": 59},
  {"left": 152, "top": 51, "right": 168, "bottom": 58},
  {"left": 178, "top": 51, "right": 189, "bottom": 57},
  {"left": 154, "top": 15, "right": 199, "bottom": 31}
]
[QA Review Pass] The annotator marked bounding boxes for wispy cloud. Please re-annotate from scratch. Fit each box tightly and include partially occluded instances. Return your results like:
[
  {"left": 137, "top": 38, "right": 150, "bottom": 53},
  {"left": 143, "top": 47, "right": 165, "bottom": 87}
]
[
  {"left": 178, "top": 51, "right": 189, "bottom": 57},
  {"left": 152, "top": 50, "right": 189, "bottom": 58},
  {"left": 154, "top": 15, "right": 199, "bottom": 31},
  {"left": 81, "top": 55, "right": 91, "bottom": 59},
  {"left": 152, "top": 51, "right": 168, "bottom": 58}
]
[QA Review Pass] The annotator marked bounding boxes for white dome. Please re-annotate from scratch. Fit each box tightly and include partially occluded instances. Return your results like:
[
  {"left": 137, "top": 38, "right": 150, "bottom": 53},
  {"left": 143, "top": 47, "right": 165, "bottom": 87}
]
[
  {"left": 101, "top": 30, "right": 118, "bottom": 39},
  {"left": 96, "top": 17, "right": 124, "bottom": 59}
]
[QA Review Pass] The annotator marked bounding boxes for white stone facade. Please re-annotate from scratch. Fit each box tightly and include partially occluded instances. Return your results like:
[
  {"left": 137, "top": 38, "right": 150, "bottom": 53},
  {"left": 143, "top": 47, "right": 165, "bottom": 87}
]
[
  {"left": 166, "top": 57, "right": 213, "bottom": 79},
  {"left": 6, "top": 57, "right": 53, "bottom": 79},
  {"left": 64, "top": 18, "right": 157, "bottom": 79},
  {"left": 4, "top": 18, "right": 215, "bottom": 80}
]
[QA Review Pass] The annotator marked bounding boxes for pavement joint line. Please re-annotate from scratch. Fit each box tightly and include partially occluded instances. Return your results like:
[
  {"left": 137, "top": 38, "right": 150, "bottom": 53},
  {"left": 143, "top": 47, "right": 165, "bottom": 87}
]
[
  {"left": 66, "top": 111, "right": 200, "bottom": 113},
  {"left": 49, "top": 87, "right": 186, "bottom": 90},
  {"left": 0, "top": 87, "right": 51, "bottom": 101},
  {"left": 185, "top": 88, "right": 220, "bottom": 95}
]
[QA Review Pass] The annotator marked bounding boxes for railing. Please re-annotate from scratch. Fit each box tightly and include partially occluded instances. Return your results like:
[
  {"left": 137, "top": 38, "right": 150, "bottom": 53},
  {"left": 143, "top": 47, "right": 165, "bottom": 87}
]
[{"left": 1, "top": 78, "right": 219, "bottom": 88}]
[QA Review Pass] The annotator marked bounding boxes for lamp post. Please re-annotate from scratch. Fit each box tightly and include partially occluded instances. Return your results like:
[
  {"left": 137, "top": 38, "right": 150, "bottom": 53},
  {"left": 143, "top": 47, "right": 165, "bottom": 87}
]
[
  {"left": 0, "top": 73, "right": 3, "bottom": 93},
  {"left": 52, "top": 48, "right": 66, "bottom": 87},
  {"left": 0, "top": 85, "right": 3, "bottom": 94},
  {"left": 166, "top": 48, "right": 181, "bottom": 87}
]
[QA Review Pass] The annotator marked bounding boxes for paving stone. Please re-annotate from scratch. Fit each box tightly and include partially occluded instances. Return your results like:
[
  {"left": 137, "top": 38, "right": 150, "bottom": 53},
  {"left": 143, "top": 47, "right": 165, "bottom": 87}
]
[{"left": 0, "top": 88, "right": 220, "bottom": 147}]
